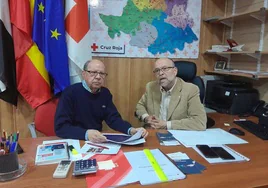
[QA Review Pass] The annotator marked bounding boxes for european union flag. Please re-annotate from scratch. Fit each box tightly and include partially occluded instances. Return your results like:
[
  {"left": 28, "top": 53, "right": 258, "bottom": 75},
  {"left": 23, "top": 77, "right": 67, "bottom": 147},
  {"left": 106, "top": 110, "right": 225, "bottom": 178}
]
[
  {"left": 33, "top": 0, "right": 45, "bottom": 54},
  {"left": 33, "top": 0, "right": 70, "bottom": 94},
  {"left": 45, "top": 0, "right": 70, "bottom": 94}
]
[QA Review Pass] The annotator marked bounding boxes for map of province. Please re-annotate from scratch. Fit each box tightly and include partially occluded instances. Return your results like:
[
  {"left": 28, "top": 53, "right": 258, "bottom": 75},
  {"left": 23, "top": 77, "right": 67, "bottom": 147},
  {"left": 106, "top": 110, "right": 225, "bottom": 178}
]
[
  {"left": 92, "top": 0, "right": 202, "bottom": 58},
  {"left": 99, "top": 0, "right": 162, "bottom": 39}
]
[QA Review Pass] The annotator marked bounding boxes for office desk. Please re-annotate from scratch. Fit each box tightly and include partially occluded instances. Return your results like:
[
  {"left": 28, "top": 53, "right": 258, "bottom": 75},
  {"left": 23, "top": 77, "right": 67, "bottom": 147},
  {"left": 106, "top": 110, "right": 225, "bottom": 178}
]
[{"left": 2, "top": 113, "right": 268, "bottom": 188}]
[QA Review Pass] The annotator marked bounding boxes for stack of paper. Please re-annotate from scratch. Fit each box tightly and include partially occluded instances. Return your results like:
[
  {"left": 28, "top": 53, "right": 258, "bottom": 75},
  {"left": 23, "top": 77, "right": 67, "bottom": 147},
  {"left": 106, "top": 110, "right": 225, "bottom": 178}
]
[
  {"left": 206, "top": 45, "right": 229, "bottom": 52},
  {"left": 125, "top": 149, "right": 186, "bottom": 185}
]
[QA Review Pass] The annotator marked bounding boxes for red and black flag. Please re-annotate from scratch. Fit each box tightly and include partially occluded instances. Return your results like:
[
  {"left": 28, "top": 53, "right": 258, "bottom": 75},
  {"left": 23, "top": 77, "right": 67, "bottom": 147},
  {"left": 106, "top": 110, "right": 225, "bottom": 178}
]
[{"left": 0, "top": 0, "right": 18, "bottom": 105}]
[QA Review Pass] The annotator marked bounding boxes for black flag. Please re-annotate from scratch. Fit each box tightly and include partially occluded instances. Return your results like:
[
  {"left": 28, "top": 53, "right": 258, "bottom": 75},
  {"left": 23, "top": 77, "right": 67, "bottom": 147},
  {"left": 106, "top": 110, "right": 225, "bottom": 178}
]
[{"left": 0, "top": 0, "right": 18, "bottom": 105}]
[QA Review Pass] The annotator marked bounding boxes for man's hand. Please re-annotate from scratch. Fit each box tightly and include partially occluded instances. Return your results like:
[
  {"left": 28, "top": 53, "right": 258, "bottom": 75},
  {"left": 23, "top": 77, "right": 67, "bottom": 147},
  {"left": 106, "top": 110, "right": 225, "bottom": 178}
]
[
  {"left": 87, "top": 130, "right": 107, "bottom": 143},
  {"left": 150, "top": 118, "right": 167, "bottom": 129},
  {"left": 144, "top": 115, "right": 156, "bottom": 124},
  {"left": 130, "top": 127, "right": 149, "bottom": 138}
]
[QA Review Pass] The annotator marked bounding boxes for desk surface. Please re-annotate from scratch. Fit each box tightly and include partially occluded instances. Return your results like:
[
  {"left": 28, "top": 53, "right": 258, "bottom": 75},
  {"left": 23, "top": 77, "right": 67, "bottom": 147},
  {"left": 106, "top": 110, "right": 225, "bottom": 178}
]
[{"left": 2, "top": 113, "right": 268, "bottom": 188}]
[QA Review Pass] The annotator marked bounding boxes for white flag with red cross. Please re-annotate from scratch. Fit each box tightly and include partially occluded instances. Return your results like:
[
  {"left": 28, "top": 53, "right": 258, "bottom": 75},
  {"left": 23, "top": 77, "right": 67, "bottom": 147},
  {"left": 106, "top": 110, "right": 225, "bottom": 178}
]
[{"left": 65, "top": 0, "right": 92, "bottom": 84}]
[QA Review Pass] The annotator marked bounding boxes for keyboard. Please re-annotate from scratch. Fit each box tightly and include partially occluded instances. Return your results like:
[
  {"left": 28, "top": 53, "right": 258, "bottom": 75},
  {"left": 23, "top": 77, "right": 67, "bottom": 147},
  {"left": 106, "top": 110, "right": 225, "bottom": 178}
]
[{"left": 234, "top": 120, "right": 268, "bottom": 140}]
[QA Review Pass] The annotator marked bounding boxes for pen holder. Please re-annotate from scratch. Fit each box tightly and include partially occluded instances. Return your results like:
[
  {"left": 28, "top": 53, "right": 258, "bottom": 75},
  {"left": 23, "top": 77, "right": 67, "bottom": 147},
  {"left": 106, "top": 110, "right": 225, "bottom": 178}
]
[{"left": 0, "top": 152, "right": 19, "bottom": 173}]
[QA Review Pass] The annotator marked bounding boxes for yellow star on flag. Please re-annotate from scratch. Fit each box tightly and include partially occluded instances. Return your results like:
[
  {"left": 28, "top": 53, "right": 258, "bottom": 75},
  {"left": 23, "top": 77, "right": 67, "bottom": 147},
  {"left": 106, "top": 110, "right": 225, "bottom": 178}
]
[
  {"left": 38, "top": 2, "right": 45, "bottom": 13},
  {"left": 51, "top": 28, "right": 61, "bottom": 40}
]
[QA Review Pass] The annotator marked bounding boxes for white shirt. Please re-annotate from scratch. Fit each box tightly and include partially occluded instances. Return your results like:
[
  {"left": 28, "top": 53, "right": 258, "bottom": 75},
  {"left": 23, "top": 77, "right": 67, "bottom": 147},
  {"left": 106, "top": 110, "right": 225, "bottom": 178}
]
[
  {"left": 159, "top": 78, "right": 177, "bottom": 129},
  {"left": 142, "top": 78, "right": 177, "bottom": 129}
]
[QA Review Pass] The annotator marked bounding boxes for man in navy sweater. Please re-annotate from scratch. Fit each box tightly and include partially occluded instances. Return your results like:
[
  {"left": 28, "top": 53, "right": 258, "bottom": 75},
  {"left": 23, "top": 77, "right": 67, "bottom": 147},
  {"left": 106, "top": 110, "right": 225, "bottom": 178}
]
[{"left": 54, "top": 59, "right": 148, "bottom": 142}]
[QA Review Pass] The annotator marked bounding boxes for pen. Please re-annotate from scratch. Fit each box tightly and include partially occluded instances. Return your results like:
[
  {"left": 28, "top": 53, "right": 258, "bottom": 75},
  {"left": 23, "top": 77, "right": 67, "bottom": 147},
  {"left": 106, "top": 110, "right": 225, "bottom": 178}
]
[
  {"left": 16, "top": 131, "right": 20, "bottom": 141},
  {"left": 2, "top": 130, "right": 6, "bottom": 141},
  {"left": 87, "top": 143, "right": 109, "bottom": 150}
]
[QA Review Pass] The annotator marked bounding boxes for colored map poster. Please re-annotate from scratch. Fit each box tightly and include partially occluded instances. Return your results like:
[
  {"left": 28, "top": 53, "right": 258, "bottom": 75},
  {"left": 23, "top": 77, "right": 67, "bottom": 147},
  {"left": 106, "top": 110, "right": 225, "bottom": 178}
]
[{"left": 89, "top": 0, "right": 202, "bottom": 58}]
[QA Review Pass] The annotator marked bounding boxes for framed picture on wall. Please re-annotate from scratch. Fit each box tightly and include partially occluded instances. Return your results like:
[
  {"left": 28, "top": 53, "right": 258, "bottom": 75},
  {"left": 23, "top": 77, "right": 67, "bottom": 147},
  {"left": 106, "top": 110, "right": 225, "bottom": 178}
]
[{"left": 214, "top": 61, "right": 226, "bottom": 70}]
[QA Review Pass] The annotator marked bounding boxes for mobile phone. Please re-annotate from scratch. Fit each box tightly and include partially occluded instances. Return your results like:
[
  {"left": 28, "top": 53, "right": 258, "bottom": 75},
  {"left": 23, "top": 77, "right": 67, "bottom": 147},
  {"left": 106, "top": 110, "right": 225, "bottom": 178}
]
[
  {"left": 196, "top": 145, "right": 219, "bottom": 158},
  {"left": 211, "top": 147, "right": 235, "bottom": 160}
]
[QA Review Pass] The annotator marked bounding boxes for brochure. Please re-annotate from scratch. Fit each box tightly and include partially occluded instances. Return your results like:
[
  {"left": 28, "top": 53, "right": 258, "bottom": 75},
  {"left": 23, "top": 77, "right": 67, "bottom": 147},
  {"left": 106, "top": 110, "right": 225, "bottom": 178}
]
[{"left": 35, "top": 142, "right": 69, "bottom": 165}]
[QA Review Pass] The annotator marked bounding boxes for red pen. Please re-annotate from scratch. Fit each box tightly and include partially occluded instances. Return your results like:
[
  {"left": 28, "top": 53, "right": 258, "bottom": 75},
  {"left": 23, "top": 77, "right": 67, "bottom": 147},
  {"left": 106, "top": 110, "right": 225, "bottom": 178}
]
[{"left": 87, "top": 143, "right": 109, "bottom": 150}]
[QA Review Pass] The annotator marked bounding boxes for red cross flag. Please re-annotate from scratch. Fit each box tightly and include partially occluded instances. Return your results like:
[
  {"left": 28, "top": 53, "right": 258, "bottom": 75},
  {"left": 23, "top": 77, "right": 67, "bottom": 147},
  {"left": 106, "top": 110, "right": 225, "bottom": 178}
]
[{"left": 65, "top": 0, "right": 92, "bottom": 84}]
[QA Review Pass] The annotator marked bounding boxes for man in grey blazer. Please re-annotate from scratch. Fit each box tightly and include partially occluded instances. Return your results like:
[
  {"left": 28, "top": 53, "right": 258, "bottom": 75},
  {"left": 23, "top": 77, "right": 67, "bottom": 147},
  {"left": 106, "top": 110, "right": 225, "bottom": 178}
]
[{"left": 136, "top": 58, "right": 206, "bottom": 130}]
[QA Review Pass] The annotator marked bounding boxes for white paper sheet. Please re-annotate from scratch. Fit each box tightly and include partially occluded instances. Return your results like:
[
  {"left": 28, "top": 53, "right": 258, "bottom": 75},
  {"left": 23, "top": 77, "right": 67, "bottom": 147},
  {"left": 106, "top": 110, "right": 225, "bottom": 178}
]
[
  {"left": 169, "top": 128, "right": 248, "bottom": 147},
  {"left": 167, "top": 152, "right": 190, "bottom": 161},
  {"left": 124, "top": 149, "right": 186, "bottom": 185},
  {"left": 192, "top": 144, "right": 250, "bottom": 164}
]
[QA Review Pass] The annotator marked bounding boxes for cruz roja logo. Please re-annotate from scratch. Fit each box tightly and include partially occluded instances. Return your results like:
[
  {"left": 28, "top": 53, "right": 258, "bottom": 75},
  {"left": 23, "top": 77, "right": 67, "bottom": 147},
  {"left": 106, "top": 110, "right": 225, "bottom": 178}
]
[{"left": 100, "top": 45, "right": 123, "bottom": 51}]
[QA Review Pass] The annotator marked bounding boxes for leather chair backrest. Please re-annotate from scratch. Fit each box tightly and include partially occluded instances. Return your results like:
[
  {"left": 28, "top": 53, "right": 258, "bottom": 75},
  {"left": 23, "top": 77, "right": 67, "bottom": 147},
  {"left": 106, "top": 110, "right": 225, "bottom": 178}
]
[
  {"left": 174, "top": 61, "right": 205, "bottom": 102},
  {"left": 34, "top": 97, "right": 59, "bottom": 136}
]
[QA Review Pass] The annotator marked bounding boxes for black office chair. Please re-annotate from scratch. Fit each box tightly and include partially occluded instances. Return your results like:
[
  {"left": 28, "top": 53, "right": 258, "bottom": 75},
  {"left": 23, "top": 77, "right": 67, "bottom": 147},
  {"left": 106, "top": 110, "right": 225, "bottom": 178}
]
[
  {"left": 174, "top": 61, "right": 205, "bottom": 102},
  {"left": 174, "top": 61, "right": 215, "bottom": 128}
]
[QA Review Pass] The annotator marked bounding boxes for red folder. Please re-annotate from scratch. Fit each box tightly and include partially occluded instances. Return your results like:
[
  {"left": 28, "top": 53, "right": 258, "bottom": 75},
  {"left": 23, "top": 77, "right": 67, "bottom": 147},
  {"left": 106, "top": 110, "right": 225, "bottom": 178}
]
[{"left": 86, "top": 150, "right": 132, "bottom": 188}]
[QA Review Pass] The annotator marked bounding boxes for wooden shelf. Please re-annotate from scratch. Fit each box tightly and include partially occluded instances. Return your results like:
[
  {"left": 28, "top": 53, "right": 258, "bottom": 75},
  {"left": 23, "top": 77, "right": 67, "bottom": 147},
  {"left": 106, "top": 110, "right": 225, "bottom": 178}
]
[
  {"left": 205, "top": 51, "right": 255, "bottom": 55},
  {"left": 205, "top": 70, "right": 268, "bottom": 79},
  {"left": 205, "top": 51, "right": 268, "bottom": 59},
  {"left": 204, "top": 7, "right": 268, "bottom": 26}
]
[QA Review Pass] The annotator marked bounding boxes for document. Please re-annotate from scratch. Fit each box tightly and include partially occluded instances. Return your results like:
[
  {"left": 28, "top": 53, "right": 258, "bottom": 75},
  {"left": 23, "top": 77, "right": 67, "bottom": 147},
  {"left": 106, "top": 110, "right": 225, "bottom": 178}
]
[
  {"left": 169, "top": 128, "right": 248, "bottom": 147},
  {"left": 35, "top": 142, "right": 69, "bottom": 165},
  {"left": 124, "top": 149, "right": 186, "bottom": 185},
  {"left": 167, "top": 152, "right": 190, "bottom": 161},
  {"left": 43, "top": 139, "right": 82, "bottom": 161},
  {"left": 174, "top": 159, "right": 206, "bottom": 174},
  {"left": 81, "top": 141, "right": 121, "bottom": 155},
  {"left": 102, "top": 130, "right": 145, "bottom": 145},
  {"left": 156, "top": 132, "right": 180, "bottom": 146},
  {"left": 193, "top": 144, "right": 250, "bottom": 164}
]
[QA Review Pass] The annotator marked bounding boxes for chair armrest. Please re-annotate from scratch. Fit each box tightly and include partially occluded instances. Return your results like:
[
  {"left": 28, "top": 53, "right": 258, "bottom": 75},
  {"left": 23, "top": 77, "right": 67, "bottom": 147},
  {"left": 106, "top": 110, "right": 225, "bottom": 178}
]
[{"left": 28, "top": 122, "right": 37, "bottom": 138}]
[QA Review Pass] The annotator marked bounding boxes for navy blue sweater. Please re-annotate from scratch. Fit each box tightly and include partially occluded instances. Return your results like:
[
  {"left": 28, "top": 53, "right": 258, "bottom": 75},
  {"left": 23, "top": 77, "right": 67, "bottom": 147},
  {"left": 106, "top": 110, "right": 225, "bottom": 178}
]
[{"left": 54, "top": 83, "right": 132, "bottom": 140}]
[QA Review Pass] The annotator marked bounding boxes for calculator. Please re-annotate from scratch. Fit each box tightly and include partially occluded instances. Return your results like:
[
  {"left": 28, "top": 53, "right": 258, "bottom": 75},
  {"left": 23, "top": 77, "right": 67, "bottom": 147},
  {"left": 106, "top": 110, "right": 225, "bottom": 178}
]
[{"left": 72, "top": 159, "right": 98, "bottom": 176}]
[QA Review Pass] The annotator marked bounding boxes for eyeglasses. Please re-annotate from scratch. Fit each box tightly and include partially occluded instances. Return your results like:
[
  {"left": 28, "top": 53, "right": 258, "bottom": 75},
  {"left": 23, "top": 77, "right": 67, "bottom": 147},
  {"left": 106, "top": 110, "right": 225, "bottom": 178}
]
[
  {"left": 153, "top": 67, "right": 175, "bottom": 75},
  {"left": 84, "top": 70, "right": 108, "bottom": 78}
]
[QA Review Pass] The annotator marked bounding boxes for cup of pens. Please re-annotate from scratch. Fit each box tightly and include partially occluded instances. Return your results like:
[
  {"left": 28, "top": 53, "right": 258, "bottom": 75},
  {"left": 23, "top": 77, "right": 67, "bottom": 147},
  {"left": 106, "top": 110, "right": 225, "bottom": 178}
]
[
  {"left": 0, "top": 151, "right": 19, "bottom": 173},
  {"left": 0, "top": 130, "right": 19, "bottom": 173}
]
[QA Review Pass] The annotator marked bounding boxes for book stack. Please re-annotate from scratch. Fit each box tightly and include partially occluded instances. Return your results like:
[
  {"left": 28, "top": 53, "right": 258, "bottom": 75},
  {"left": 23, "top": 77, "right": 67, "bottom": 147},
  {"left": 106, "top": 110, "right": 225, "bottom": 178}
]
[{"left": 206, "top": 45, "right": 229, "bottom": 52}]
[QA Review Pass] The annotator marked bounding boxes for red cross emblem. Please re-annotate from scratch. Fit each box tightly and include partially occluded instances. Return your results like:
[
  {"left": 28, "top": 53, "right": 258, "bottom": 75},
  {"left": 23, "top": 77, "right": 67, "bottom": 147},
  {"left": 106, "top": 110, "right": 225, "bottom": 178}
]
[{"left": 91, "top": 43, "right": 98, "bottom": 51}]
